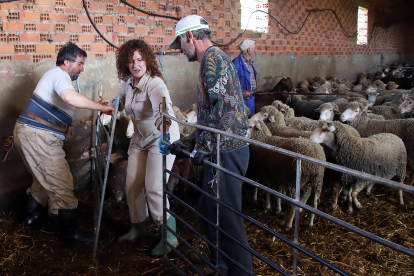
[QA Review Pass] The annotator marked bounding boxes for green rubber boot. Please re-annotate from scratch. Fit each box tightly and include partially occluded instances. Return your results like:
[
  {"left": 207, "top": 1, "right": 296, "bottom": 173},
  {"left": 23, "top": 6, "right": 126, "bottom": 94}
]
[
  {"left": 117, "top": 221, "right": 147, "bottom": 242},
  {"left": 150, "top": 216, "right": 179, "bottom": 257}
]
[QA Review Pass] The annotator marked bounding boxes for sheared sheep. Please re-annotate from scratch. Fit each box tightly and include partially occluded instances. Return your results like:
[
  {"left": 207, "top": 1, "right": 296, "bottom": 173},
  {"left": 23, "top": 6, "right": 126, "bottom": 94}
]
[
  {"left": 310, "top": 121, "right": 407, "bottom": 213},
  {"left": 286, "top": 95, "right": 324, "bottom": 120},
  {"left": 247, "top": 120, "right": 326, "bottom": 228}
]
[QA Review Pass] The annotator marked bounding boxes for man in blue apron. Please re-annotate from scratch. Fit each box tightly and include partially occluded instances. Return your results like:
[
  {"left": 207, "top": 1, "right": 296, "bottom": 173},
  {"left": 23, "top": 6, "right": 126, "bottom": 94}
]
[
  {"left": 232, "top": 39, "right": 257, "bottom": 115},
  {"left": 13, "top": 42, "right": 114, "bottom": 242}
]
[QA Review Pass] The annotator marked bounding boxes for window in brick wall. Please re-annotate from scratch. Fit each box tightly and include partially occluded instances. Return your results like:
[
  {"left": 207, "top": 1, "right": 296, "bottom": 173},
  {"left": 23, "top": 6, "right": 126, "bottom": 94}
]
[
  {"left": 69, "top": 15, "right": 77, "bottom": 23},
  {"left": 15, "top": 44, "right": 24, "bottom": 53},
  {"left": 241, "top": 0, "right": 268, "bottom": 33},
  {"left": 106, "top": 45, "right": 115, "bottom": 52},
  {"left": 128, "top": 27, "right": 134, "bottom": 34},
  {"left": 25, "top": 45, "right": 35, "bottom": 53},
  {"left": 118, "top": 35, "right": 125, "bottom": 43},
  {"left": 23, "top": 4, "right": 34, "bottom": 10},
  {"left": 129, "top": 7, "right": 134, "bottom": 14},
  {"left": 83, "top": 25, "right": 91, "bottom": 33},
  {"left": 8, "top": 12, "right": 19, "bottom": 20},
  {"left": 25, "top": 23, "right": 36, "bottom": 31},
  {"left": 0, "top": 56, "right": 11, "bottom": 61},
  {"left": 70, "top": 34, "right": 79, "bottom": 42},
  {"left": 82, "top": 45, "right": 91, "bottom": 52},
  {"left": 95, "top": 35, "right": 103, "bottom": 42},
  {"left": 107, "top": 26, "right": 113, "bottom": 33},
  {"left": 55, "top": 24, "right": 64, "bottom": 32},
  {"left": 55, "top": 0, "right": 64, "bottom": 5},
  {"left": 55, "top": 44, "right": 63, "bottom": 53},
  {"left": 94, "top": 16, "right": 103, "bottom": 24},
  {"left": 8, "top": 34, "right": 19, "bottom": 42},
  {"left": 55, "top": 7, "right": 64, "bottom": 13},
  {"left": 118, "top": 15, "right": 125, "bottom": 23},
  {"left": 107, "top": 4, "right": 113, "bottom": 11},
  {"left": 41, "top": 12, "right": 50, "bottom": 21},
  {"left": 0, "top": 34, "right": 6, "bottom": 42},
  {"left": 357, "top": 6, "right": 368, "bottom": 45}
]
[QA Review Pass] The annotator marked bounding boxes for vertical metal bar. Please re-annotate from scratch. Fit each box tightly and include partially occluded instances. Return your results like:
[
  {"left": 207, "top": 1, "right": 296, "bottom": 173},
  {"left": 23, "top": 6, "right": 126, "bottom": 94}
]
[
  {"left": 93, "top": 97, "right": 120, "bottom": 262},
  {"left": 162, "top": 97, "right": 167, "bottom": 257},
  {"left": 215, "top": 134, "right": 221, "bottom": 269},
  {"left": 92, "top": 110, "right": 101, "bottom": 262},
  {"left": 293, "top": 159, "right": 302, "bottom": 276}
]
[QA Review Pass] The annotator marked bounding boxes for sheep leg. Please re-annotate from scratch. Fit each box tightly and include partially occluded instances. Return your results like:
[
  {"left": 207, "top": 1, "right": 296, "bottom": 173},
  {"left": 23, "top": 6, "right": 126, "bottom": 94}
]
[
  {"left": 309, "top": 189, "right": 321, "bottom": 227},
  {"left": 331, "top": 181, "right": 341, "bottom": 210},
  {"left": 265, "top": 192, "right": 271, "bottom": 211},
  {"left": 253, "top": 187, "right": 258, "bottom": 201},
  {"left": 276, "top": 197, "right": 282, "bottom": 213},
  {"left": 351, "top": 181, "right": 367, "bottom": 210},
  {"left": 365, "top": 183, "right": 375, "bottom": 195},
  {"left": 285, "top": 188, "right": 312, "bottom": 229},
  {"left": 347, "top": 185, "right": 354, "bottom": 214},
  {"left": 398, "top": 190, "right": 404, "bottom": 205}
]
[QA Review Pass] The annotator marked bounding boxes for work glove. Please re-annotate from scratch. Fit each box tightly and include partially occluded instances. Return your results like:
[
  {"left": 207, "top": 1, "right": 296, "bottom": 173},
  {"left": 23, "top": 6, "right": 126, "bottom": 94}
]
[
  {"left": 158, "top": 133, "right": 171, "bottom": 155},
  {"left": 190, "top": 149, "right": 211, "bottom": 166},
  {"left": 109, "top": 99, "right": 117, "bottom": 106},
  {"left": 167, "top": 140, "right": 188, "bottom": 159}
]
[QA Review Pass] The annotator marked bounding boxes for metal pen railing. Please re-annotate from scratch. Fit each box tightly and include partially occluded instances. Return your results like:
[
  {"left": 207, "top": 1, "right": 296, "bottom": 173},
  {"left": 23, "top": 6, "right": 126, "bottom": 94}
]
[
  {"left": 92, "top": 97, "right": 120, "bottom": 262},
  {"left": 160, "top": 98, "right": 414, "bottom": 275}
]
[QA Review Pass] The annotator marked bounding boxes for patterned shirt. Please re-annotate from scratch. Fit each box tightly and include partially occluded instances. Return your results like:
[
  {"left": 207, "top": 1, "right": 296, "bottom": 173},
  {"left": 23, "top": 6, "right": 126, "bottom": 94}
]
[
  {"left": 182, "top": 46, "right": 249, "bottom": 154},
  {"left": 242, "top": 55, "right": 256, "bottom": 93}
]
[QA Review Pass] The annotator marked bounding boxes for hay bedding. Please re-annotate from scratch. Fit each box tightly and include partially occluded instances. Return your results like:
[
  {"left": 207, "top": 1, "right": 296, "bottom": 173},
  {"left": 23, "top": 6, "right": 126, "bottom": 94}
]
[{"left": 1, "top": 185, "right": 413, "bottom": 276}]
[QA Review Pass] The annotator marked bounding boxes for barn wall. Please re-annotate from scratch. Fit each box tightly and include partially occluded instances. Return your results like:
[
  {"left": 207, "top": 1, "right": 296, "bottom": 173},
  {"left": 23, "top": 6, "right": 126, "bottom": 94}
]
[{"left": 0, "top": 0, "right": 412, "bottom": 211}]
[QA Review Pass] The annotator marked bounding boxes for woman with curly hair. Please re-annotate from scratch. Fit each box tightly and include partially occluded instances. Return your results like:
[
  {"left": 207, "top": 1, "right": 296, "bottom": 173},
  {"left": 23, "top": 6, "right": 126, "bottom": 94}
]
[{"left": 114, "top": 39, "right": 180, "bottom": 256}]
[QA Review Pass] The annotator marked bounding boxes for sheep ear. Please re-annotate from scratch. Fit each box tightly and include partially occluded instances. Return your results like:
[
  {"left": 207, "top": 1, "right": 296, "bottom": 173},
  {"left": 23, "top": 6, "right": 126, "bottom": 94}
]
[
  {"left": 269, "top": 115, "right": 275, "bottom": 122},
  {"left": 333, "top": 104, "right": 340, "bottom": 114},
  {"left": 255, "top": 121, "right": 261, "bottom": 130},
  {"left": 314, "top": 106, "right": 322, "bottom": 112}
]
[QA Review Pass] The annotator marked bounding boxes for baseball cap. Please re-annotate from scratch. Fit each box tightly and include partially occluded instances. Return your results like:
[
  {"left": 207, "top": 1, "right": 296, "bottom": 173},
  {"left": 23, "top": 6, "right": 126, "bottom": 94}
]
[{"left": 168, "top": 15, "right": 210, "bottom": 49}]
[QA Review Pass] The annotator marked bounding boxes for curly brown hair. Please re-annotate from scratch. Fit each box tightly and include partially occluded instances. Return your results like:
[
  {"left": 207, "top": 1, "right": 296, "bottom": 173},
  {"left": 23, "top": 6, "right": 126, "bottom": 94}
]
[{"left": 116, "top": 39, "right": 162, "bottom": 81}]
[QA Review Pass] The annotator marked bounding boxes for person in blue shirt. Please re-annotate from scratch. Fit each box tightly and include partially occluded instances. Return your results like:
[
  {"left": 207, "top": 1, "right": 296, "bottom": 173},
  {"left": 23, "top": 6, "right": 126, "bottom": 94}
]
[{"left": 232, "top": 39, "right": 257, "bottom": 115}]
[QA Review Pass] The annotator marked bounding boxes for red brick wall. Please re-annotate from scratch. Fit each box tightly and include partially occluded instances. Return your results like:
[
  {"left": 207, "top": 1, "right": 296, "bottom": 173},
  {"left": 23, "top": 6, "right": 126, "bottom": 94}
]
[{"left": 0, "top": 0, "right": 411, "bottom": 63}]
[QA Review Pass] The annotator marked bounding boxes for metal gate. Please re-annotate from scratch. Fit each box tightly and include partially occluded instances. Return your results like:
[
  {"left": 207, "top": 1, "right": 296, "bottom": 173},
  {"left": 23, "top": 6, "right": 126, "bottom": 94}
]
[
  {"left": 159, "top": 98, "right": 414, "bottom": 275},
  {"left": 91, "top": 97, "right": 120, "bottom": 262}
]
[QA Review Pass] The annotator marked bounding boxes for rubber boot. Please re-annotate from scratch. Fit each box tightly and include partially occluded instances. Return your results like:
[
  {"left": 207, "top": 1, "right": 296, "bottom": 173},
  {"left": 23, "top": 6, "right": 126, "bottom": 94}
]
[
  {"left": 117, "top": 221, "right": 148, "bottom": 242},
  {"left": 24, "top": 194, "right": 46, "bottom": 229},
  {"left": 58, "top": 209, "right": 94, "bottom": 243},
  {"left": 150, "top": 216, "right": 179, "bottom": 257}
]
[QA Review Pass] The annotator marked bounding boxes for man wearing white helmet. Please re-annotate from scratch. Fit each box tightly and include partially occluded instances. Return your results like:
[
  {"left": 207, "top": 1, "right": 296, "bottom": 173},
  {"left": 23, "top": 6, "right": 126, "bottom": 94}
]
[
  {"left": 232, "top": 39, "right": 257, "bottom": 114},
  {"left": 167, "top": 15, "right": 253, "bottom": 276}
]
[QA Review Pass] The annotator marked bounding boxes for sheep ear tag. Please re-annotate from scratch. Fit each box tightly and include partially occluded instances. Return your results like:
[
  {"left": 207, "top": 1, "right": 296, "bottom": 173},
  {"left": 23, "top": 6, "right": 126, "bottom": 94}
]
[{"left": 269, "top": 115, "right": 275, "bottom": 122}]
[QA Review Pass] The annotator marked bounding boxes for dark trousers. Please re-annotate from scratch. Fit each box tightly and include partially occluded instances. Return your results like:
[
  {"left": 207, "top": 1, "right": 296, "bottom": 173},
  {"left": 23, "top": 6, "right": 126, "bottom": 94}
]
[{"left": 198, "top": 146, "right": 253, "bottom": 276}]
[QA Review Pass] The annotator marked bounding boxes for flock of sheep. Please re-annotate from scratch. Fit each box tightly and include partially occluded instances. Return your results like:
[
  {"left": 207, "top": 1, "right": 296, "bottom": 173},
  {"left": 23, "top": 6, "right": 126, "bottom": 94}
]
[{"left": 246, "top": 64, "right": 414, "bottom": 228}]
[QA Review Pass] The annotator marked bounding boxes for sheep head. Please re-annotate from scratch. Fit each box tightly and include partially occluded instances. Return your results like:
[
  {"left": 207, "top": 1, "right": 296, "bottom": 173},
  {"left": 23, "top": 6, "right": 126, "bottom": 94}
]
[
  {"left": 340, "top": 101, "right": 366, "bottom": 122},
  {"left": 398, "top": 96, "right": 414, "bottom": 114},
  {"left": 315, "top": 102, "right": 340, "bottom": 121},
  {"left": 261, "top": 106, "right": 284, "bottom": 125},
  {"left": 247, "top": 119, "right": 272, "bottom": 140}
]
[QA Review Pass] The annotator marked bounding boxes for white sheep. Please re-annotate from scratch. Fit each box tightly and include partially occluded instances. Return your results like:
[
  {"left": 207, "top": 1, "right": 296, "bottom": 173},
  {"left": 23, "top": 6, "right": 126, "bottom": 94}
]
[
  {"left": 310, "top": 121, "right": 407, "bottom": 213},
  {"left": 247, "top": 120, "right": 326, "bottom": 228}
]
